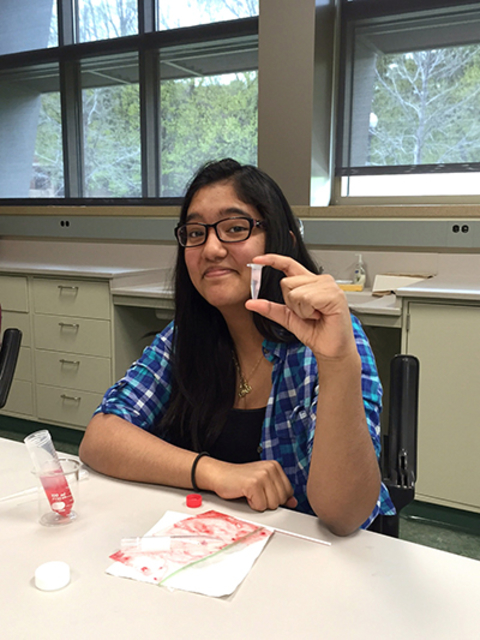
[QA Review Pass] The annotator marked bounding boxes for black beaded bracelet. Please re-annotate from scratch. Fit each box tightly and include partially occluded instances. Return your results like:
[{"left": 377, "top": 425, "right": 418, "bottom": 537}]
[{"left": 191, "top": 451, "right": 209, "bottom": 493}]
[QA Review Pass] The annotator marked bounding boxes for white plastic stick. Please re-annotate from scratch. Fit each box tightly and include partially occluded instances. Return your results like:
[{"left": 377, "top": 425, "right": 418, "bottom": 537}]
[{"left": 234, "top": 515, "right": 331, "bottom": 547}]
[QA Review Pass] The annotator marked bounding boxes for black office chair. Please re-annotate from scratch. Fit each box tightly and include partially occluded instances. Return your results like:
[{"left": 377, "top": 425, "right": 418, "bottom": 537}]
[
  {"left": 369, "top": 354, "right": 420, "bottom": 538},
  {"left": 0, "top": 306, "right": 23, "bottom": 409}
]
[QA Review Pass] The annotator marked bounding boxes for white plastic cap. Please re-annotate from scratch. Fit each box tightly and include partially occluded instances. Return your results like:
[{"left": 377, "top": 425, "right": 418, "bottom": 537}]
[{"left": 35, "top": 561, "right": 71, "bottom": 591}]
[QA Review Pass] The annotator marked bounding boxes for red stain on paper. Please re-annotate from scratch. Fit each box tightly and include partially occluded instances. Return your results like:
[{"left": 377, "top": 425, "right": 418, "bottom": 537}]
[{"left": 110, "top": 510, "right": 271, "bottom": 582}]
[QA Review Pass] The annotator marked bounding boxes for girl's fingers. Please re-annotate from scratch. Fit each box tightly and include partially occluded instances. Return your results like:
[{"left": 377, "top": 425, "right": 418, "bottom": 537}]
[
  {"left": 251, "top": 253, "right": 311, "bottom": 277},
  {"left": 245, "top": 299, "right": 296, "bottom": 328}
]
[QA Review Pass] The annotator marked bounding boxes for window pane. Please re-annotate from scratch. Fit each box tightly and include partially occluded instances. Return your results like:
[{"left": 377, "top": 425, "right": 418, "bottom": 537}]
[
  {"left": 342, "top": 173, "right": 480, "bottom": 198},
  {"left": 339, "top": 3, "right": 480, "bottom": 197},
  {"left": 159, "top": 37, "right": 258, "bottom": 196},
  {"left": 160, "top": 71, "right": 258, "bottom": 197},
  {"left": 82, "top": 56, "right": 141, "bottom": 197},
  {"left": 78, "top": 0, "right": 138, "bottom": 43},
  {"left": 0, "top": 64, "right": 63, "bottom": 198},
  {"left": 369, "top": 45, "right": 480, "bottom": 168},
  {"left": 32, "top": 93, "right": 64, "bottom": 197},
  {"left": 48, "top": 0, "right": 59, "bottom": 48},
  {"left": 158, "top": 0, "right": 258, "bottom": 31},
  {"left": 0, "top": 0, "right": 55, "bottom": 55}
]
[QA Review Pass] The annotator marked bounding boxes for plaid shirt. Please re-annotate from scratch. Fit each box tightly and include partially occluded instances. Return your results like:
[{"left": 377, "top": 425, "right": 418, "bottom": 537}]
[{"left": 96, "top": 317, "right": 395, "bottom": 527}]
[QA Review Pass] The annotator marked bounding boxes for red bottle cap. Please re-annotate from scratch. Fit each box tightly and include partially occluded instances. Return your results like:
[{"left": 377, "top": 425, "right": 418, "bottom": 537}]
[{"left": 186, "top": 493, "right": 202, "bottom": 508}]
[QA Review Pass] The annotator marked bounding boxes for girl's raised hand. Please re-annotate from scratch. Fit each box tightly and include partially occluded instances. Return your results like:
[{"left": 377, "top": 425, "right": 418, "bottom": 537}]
[{"left": 245, "top": 254, "right": 357, "bottom": 362}]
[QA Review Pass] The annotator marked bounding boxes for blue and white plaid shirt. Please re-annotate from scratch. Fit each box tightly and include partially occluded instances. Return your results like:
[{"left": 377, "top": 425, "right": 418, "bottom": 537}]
[{"left": 95, "top": 316, "right": 395, "bottom": 528}]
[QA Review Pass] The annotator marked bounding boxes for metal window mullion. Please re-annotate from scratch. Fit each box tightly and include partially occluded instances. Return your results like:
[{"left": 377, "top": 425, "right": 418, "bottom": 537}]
[
  {"left": 139, "top": 0, "right": 157, "bottom": 34},
  {"left": 140, "top": 49, "right": 160, "bottom": 197},
  {"left": 58, "top": 0, "right": 76, "bottom": 46},
  {"left": 60, "top": 59, "right": 84, "bottom": 197}
]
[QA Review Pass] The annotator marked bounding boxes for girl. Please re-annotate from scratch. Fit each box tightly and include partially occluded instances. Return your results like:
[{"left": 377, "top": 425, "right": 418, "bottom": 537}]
[{"left": 79, "top": 158, "right": 394, "bottom": 536}]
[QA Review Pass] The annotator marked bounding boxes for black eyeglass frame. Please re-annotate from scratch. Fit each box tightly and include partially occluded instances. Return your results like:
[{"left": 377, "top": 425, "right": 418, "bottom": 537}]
[{"left": 174, "top": 216, "right": 267, "bottom": 247}]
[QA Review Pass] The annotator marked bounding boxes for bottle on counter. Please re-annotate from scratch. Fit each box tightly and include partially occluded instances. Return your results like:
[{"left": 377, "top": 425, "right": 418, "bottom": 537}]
[{"left": 353, "top": 254, "right": 366, "bottom": 287}]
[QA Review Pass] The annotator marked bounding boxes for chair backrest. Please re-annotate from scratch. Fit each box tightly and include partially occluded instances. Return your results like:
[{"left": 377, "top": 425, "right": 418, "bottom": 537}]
[
  {"left": 386, "top": 354, "right": 419, "bottom": 491},
  {"left": 370, "top": 354, "right": 420, "bottom": 537},
  {"left": 0, "top": 304, "right": 23, "bottom": 409}
]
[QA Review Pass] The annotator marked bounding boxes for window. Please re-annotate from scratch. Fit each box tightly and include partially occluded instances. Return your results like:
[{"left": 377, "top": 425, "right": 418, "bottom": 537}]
[
  {"left": 158, "top": 0, "right": 258, "bottom": 30},
  {"left": 337, "top": 0, "right": 480, "bottom": 199},
  {"left": 0, "top": 62, "right": 63, "bottom": 198},
  {"left": 0, "top": 0, "right": 258, "bottom": 201},
  {"left": 78, "top": 0, "right": 138, "bottom": 42},
  {"left": 82, "top": 54, "right": 141, "bottom": 197},
  {"left": 159, "top": 40, "right": 257, "bottom": 196}
]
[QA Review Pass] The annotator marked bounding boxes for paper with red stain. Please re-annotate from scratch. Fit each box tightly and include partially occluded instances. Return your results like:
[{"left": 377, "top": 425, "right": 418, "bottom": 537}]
[{"left": 106, "top": 510, "right": 274, "bottom": 597}]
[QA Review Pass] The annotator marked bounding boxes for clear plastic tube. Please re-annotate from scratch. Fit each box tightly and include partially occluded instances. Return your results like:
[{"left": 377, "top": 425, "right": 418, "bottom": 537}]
[
  {"left": 247, "top": 263, "right": 264, "bottom": 299},
  {"left": 24, "top": 430, "right": 74, "bottom": 517}
]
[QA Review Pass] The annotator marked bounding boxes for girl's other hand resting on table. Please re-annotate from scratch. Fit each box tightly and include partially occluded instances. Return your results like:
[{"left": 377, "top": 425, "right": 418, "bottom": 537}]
[{"left": 195, "top": 456, "right": 298, "bottom": 512}]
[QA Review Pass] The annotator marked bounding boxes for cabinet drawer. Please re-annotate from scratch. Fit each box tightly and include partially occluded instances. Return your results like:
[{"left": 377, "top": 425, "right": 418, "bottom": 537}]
[
  {"left": 35, "top": 350, "right": 111, "bottom": 393},
  {"left": 33, "top": 278, "right": 110, "bottom": 320},
  {"left": 14, "top": 347, "right": 32, "bottom": 382},
  {"left": 36, "top": 385, "right": 103, "bottom": 429},
  {"left": 0, "top": 275, "right": 29, "bottom": 312},
  {"left": 1, "top": 310, "right": 31, "bottom": 347},
  {"left": 0, "top": 379, "right": 33, "bottom": 416},
  {"left": 34, "top": 315, "right": 111, "bottom": 357}
]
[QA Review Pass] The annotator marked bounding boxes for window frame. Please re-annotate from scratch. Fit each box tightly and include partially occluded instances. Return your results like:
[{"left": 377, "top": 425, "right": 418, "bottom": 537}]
[
  {"left": 335, "top": 0, "right": 480, "bottom": 204},
  {"left": 0, "top": 0, "right": 258, "bottom": 204}
]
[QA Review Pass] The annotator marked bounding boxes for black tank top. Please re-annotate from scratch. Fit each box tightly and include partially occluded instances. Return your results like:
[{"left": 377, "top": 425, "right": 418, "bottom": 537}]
[{"left": 208, "top": 407, "right": 266, "bottom": 463}]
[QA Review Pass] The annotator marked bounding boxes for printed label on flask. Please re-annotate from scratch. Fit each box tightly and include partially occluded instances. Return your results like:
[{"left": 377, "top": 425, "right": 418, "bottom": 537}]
[{"left": 40, "top": 471, "right": 74, "bottom": 516}]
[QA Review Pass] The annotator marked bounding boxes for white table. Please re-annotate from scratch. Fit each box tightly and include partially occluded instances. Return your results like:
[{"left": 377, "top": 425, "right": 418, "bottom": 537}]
[{"left": 1, "top": 437, "right": 480, "bottom": 640}]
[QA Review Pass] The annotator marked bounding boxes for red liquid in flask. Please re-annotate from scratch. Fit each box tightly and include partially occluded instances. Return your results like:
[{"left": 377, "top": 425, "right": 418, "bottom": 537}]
[{"left": 40, "top": 470, "right": 74, "bottom": 517}]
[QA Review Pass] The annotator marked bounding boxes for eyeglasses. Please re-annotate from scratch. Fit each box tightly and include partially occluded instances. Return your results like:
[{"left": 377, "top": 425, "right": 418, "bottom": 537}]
[{"left": 175, "top": 216, "right": 266, "bottom": 248}]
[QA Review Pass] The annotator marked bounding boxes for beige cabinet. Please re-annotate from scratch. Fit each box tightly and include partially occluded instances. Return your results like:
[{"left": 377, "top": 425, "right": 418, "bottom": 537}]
[
  {"left": 0, "top": 275, "right": 34, "bottom": 417},
  {"left": 32, "top": 277, "right": 111, "bottom": 428},
  {"left": 0, "top": 273, "right": 164, "bottom": 429},
  {"left": 1, "top": 273, "right": 163, "bottom": 431},
  {"left": 403, "top": 300, "right": 480, "bottom": 513}
]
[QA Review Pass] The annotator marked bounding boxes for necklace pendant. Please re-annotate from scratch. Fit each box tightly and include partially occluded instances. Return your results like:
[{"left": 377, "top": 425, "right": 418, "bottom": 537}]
[{"left": 238, "top": 381, "right": 252, "bottom": 398}]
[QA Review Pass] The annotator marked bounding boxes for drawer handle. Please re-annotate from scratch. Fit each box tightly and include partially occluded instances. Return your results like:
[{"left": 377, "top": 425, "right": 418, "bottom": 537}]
[
  {"left": 61, "top": 394, "right": 81, "bottom": 402},
  {"left": 58, "top": 322, "right": 80, "bottom": 329},
  {"left": 58, "top": 285, "right": 79, "bottom": 292},
  {"left": 59, "top": 359, "right": 80, "bottom": 366}
]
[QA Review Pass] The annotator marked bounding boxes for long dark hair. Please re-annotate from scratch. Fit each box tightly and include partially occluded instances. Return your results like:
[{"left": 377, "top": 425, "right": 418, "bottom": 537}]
[{"left": 158, "top": 158, "right": 320, "bottom": 451}]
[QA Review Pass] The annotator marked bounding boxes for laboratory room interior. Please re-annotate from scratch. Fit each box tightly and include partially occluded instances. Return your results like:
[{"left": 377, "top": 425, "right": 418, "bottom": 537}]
[{"left": 1, "top": 0, "right": 480, "bottom": 562}]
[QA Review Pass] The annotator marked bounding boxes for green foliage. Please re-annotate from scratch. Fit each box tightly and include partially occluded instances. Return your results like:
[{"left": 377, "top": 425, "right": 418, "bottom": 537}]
[
  {"left": 83, "top": 83, "right": 142, "bottom": 197},
  {"left": 33, "top": 93, "right": 64, "bottom": 196},
  {"left": 34, "top": 70, "right": 257, "bottom": 198},
  {"left": 160, "top": 72, "right": 258, "bottom": 196}
]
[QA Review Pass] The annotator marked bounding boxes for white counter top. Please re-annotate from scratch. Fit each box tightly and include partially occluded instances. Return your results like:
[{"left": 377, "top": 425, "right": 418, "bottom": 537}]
[
  {"left": 344, "top": 292, "right": 401, "bottom": 317},
  {"left": 110, "top": 282, "right": 173, "bottom": 299},
  {"left": 0, "top": 261, "right": 152, "bottom": 280},
  {"left": 397, "top": 276, "right": 480, "bottom": 301},
  {"left": 2, "top": 260, "right": 479, "bottom": 311}
]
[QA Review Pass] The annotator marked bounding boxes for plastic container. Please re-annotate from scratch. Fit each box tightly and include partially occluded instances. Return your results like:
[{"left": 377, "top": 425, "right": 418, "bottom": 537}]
[
  {"left": 24, "top": 430, "right": 78, "bottom": 525},
  {"left": 247, "top": 263, "right": 264, "bottom": 299},
  {"left": 353, "top": 254, "right": 366, "bottom": 287}
]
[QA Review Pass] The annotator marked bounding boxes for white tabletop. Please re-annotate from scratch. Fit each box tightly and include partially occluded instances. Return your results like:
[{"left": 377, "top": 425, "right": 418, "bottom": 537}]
[{"left": 1, "top": 437, "right": 480, "bottom": 640}]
